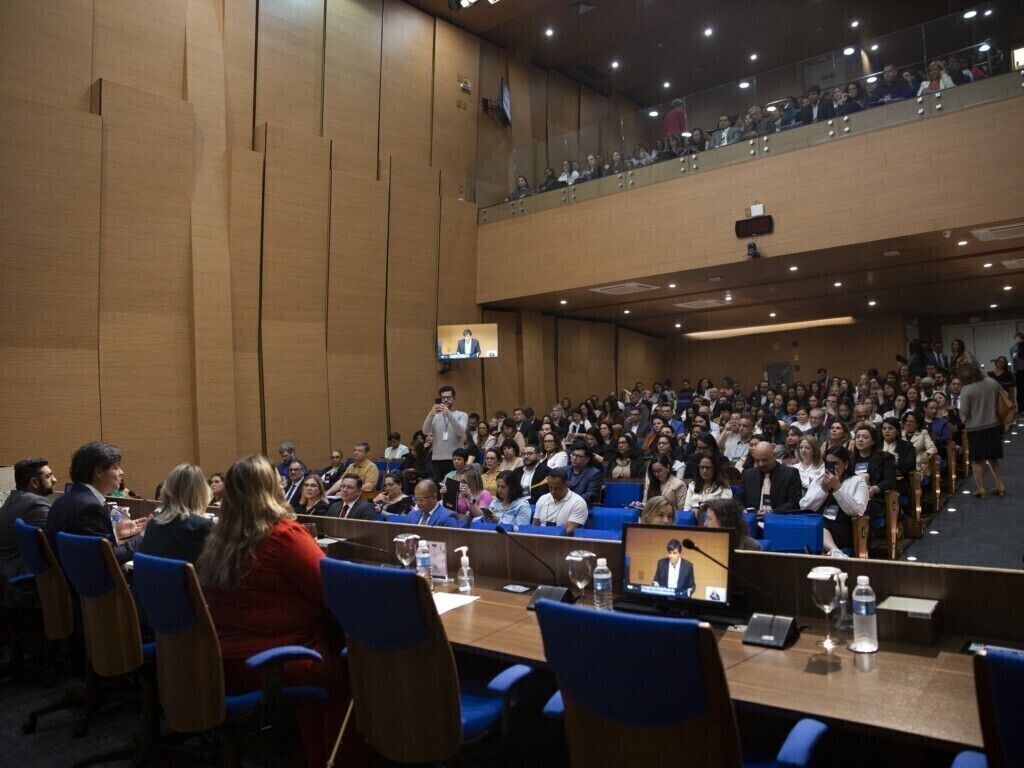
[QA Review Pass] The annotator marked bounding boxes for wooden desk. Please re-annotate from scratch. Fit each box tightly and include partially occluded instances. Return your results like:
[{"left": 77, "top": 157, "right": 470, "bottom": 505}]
[{"left": 427, "top": 577, "right": 982, "bottom": 752}]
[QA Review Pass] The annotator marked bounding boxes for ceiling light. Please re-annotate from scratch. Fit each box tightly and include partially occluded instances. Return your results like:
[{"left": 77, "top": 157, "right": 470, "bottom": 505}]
[
  {"left": 708, "top": 276, "right": 724, "bottom": 282},
  {"left": 611, "top": 60, "right": 619, "bottom": 69},
  {"left": 870, "top": 44, "right": 879, "bottom": 51},
  {"left": 963, "top": 10, "right": 978, "bottom": 18},
  {"left": 984, "top": 9, "right": 992, "bottom": 15},
  {"left": 866, "top": 76, "right": 877, "bottom": 83},
  {"left": 667, "top": 283, "right": 677, "bottom": 288},
  {"left": 983, "top": 263, "right": 993, "bottom": 268},
  {"left": 648, "top": 110, "right": 659, "bottom": 117},
  {"left": 725, "top": 294, "right": 733, "bottom": 301},
  {"left": 979, "top": 43, "right": 991, "bottom": 52},
  {"left": 1004, "top": 285, "right": 1012, "bottom": 291},
  {"left": 685, "top": 316, "right": 856, "bottom": 340},
  {"left": 958, "top": 240, "right": 968, "bottom": 246},
  {"left": 789, "top": 266, "right": 798, "bottom": 272},
  {"left": 704, "top": 27, "right": 713, "bottom": 37},
  {"left": 843, "top": 47, "right": 855, "bottom": 56},
  {"left": 834, "top": 281, "right": 843, "bottom": 287},
  {"left": 766, "top": 105, "right": 777, "bottom": 112},
  {"left": 868, "top": 300, "right": 877, "bottom": 306},
  {"left": 544, "top": 27, "right": 553, "bottom": 37},
  {"left": 559, "top": 299, "right": 567, "bottom": 305},
  {"left": 675, "top": 323, "right": 682, "bottom": 328},
  {"left": 460, "top": 0, "right": 473, "bottom": 7},
  {"left": 738, "top": 81, "right": 750, "bottom": 89},
  {"left": 623, "top": 309, "right": 631, "bottom": 314},
  {"left": 769, "top": 312, "right": 777, "bottom": 318},
  {"left": 663, "top": 81, "right": 671, "bottom": 88},
  {"left": 883, "top": 249, "right": 901, "bottom": 256},
  {"left": 681, "top": 131, "right": 692, "bottom": 137},
  {"left": 749, "top": 53, "right": 758, "bottom": 61},
  {"left": 991, "top": 303, "right": 998, "bottom": 308},
  {"left": 851, "top": 19, "right": 860, "bottom": 28}
]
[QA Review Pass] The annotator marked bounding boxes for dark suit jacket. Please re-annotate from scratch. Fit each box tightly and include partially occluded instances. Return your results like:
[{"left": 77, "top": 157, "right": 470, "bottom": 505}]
[
  {"left": 457, "top": 338, "right": 481, "bottom": 357},
  {"left": 516, "top": 420, "right": 538, "bottom": 446},
  {"left": 0, "top": 491, "right": 51, "bottom": 600},
  {"left": 653, "top": 557, "right": 696, "bottom": 597},
  {"left": 852, "top": 451, "right": 897, "bottom": 518},
  {"left": 567, "top": 466, "right": 603, "bottom": 508},
  {"left": 138, "top": 513, "right": 214, "bottom": 565},
  {"left": 737, "top": 463, "right": 803, "bottom": 513},
  {"left": 800, "top": 100, "right": 835, "bottom": 124},
  {"left": 326, "top": 498, "right": 376, "bottom": 520},
  {"left": 45, "top": 483, "right": 140, "bottom": 564},
  {"left": 512, "top": 463, "right": 550, "bottom": 504}
]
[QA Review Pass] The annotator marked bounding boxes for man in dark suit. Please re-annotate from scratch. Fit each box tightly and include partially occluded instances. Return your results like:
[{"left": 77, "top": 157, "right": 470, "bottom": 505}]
[
  {"left": 0, "top": 457, "right": 57, "bottom": 605},
  {"left": 512, "top": 445, "right": 550, "bottom": 504},
  {"left": 799, "top": 85, "right": 835, "bottom": 125},
  {"left": 283, "top": 460, "right": 307, "bottom": 506},
  {"left": 45, "top": 441, "right": 146, "bottom": 565},
  {"left": 456, "top": 329, "right": 481, "bottom": 358},
  {"left": 709, "top": 114, "right": 741, "bottom": 148},
  {"left": 326, "top": 474, "right": 376, "bottom": 520},
  {"left": 513, "top": 408, "right": 537, "bottom": 445},
  {"left": 653, "top": 539, "right": 696, "bottom": 597},
  {"left": 319, "top": 449, "right": 345, "bottom": 490},
  {"left": 737, "top": 442, "right": 803, "bottom": 514},
  {"left": 404, "top": 479, "right": 459, "bottom": 527},
  {"left": 924, "top": 341, "right": 948, "bottom": 370}
]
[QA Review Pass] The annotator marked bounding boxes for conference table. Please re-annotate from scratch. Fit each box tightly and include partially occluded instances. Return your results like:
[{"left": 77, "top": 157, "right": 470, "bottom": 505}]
[{"left": 427, "top": 576, "right": 982, "bottom": 754}]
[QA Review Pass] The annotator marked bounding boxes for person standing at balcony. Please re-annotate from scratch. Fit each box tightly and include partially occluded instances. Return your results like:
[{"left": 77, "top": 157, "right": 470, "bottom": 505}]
[{"left": 663, "top": 98, "right": 687, "bottom": 137}]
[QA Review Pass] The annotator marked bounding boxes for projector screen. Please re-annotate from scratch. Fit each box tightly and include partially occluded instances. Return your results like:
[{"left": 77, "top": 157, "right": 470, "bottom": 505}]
[{"left": 437, "top": 323, "right": 499, "bottom": 359}]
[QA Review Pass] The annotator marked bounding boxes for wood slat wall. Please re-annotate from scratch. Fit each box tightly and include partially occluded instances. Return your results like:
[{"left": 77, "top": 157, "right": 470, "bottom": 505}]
[
  {"left": 255, "top": 0, "right": 325, "bottom": 136},
  {"left": 557, "top": 319, "right": 615, "bottom": 406},
  {"left": 222, "top": 0, "right": 256, "bottom": 150},
  {"left": 93, "top": 0, "right": 188, "bottom": 100},
  {"left": 431, "top": 20, "right": 479, "bottom": 200},
  {"left": 379, "top": 0, "right": 435, "bottom": 167},
  {"left": 481, "top": 310, "right": 521, "bottom": 417},
  {"left": 618, "top": 328, "right": 668, "bottom": 394}
]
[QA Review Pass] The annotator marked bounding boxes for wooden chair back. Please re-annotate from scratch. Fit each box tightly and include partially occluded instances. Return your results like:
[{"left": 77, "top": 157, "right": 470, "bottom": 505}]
[{"left": 13, "top": 522, "right": 74, "bottom": 641}]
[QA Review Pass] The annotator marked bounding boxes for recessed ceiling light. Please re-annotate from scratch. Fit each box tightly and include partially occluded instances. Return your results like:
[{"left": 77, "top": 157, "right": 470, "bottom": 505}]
[
  {"left": 963, "top": 9, "right": 978, "bottom": 18},
  {"left": 979, "top": 43, "right": 991, "bottom": 52},
  {"left": 766, "top": 105, "right": 777, "bottom": 112},
  {"left": 704, "top": 27, "right": 713, "bottom": 37},
  {"left": 749, "top": 53, "right": 758, "bottom": 61},
  {"left": 883, "top": 249, "right": 901, "bottom": 256},
  {"left": 868, "top": 300, "right": 877, "bottom": 306},
  {"left": 1004, "top": 285, "right": 1012, "bottom": 291},
  {"left": 611, "top": 60, "right": 619, "bottom": 69},
  {"left": 983, "top": 263, "right": 993, "bottom": 268},
  {"left": 675, "top": 323, "right": 682, "bottom": 328},
  {"left": 544, "top": 27, "right": 553, "bottom": 37},
  {"left": 725, "top": 294, "right": 733, "bottom": 301},
  {"left": 843, "top": 47, "right": 855, "bottom": 56},
  {"left": 906, "top": 556, "right": 918, "bottom": 562},
  {"left": 769, "top": 312, "right": 777, "bottom": 318},
  {"left": 559, "top": 299, "right": 567, "bottom": 305},
  {"left": 866, "top": 76, "right": 877, "bottom": 83},
  {"left": 623, "top": 309, "right": 631, "bottom": 314},
  {"left": 957, "top": 240, "right": 969, "bottom": 246},
  {"left": 990, "top": 303, "right": 998, "bottom": 308},
  {"left": 870, "top": 44, "right": 879, "bottom": 51},
  {"left": 789, "top": 266, "right": 798, "bottom": 272},
  {"left": 680, "top": 131, "right": 692, "bottom": 137},
  {"left": 738, "top": 81, "right": 750, "bottom": 89},
  {"left": 984, "top": 9, "right": 992, "bottom": 15},
  {"left": 834, "top": 281, "right": 843, "bottom": 287},
  {"left": 850, "top": 19, "right": 860, "bottom": 28},
  {"left": 648, "top": 110, "right": 659, "bottom": 117},
  {"left": 663, "top": 81, "right": 671, "bottom": 88},
  {"left": 667, "top": 283, "right": 677, "bottom": 288}
]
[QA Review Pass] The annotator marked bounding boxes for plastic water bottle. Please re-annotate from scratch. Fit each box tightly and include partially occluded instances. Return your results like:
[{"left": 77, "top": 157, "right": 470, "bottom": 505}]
[
  {"left": 593, "top": 558, "right": 613, "bottom": 611},
  {"left": 108, "top": 502, "right": 122, "bottom": 542},
  {"left": 851, "top": 575, "right": 878, "bottom": 653},
  {"left": 415, "top": 539, "right": 434, "bottom": 591}
]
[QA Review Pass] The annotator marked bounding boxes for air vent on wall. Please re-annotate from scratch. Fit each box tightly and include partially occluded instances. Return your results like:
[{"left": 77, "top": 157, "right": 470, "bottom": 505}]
[
  {"left": 589, "top": 282, "right": 660, "bottom": 295},
  {"left": 971, "top": 223, "right": 1024, "bottom": 241},
  {"left": 1001, "top": 258, "right": 1024, "bottom": 270},
  {"left": 673, "top": 299, "right": 729, "bottom": 310}
]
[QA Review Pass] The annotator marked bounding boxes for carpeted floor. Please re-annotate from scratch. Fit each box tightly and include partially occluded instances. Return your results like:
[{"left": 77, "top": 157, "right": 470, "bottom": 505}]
[{"left": 900, "top": 421, "right": 1024, "bottom": 570}]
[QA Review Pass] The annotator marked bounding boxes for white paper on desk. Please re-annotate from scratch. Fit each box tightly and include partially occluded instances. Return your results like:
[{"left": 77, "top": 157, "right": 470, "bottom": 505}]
[{"left": 432, "top": 593, "right": 479, "bottom": 615}]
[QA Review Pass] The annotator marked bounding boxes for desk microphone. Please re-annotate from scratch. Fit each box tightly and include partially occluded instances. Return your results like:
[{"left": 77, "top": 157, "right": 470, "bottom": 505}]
[
  {"left": 330, "top": 538, "right": 399, "bottom": 566},
  {"left": 681, "top": 538, "right": 799, "bottom": 649},
  {"left": 495, "top": 525, "right": 573, "bottom": 610}
]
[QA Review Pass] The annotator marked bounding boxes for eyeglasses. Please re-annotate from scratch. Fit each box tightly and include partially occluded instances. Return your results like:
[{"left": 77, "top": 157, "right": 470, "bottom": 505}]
[
  {"left": 302, "top": 484, "right": 320, "bottom": 490},
  {"left": 413, "top": 496, "right": 435, "bottom": 503}
]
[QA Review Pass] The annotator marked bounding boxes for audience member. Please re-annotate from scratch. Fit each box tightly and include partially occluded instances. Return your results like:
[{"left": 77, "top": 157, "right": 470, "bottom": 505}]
[
  {"left": 532, "top": 469, "right": 588, "bottom": 534},
  {"left": 682, "top": 455, "right": 732, "bottom": 511},
  {"left": 709, "top": 114, "right": 741, "bottom": 148},
  {"left": 209, "top": 472, "right": 226, "bottom": 506},
  {"left": 736, "top": 442, "right": 803, "bottom": 514},
  {"left": 325, "top": 474, "right": 375, "bottom": 520},
  {"left": 404, "top": 479, "right": 459, "bottom": 527},
  {"left": 639, "top": 496, "right": 675, "bottom": 526},
  {"left": 491, "top": 470, "right": 532, "bottom": 529},
  {"left": 512, "top": 444, "right": 550, "bottom": 504},
  {"left": 140, "top": 464, "right": 215, "bottom": 563},
  {"left": 703, "top": 498, "right": 761, "bottom": 551},
  {"left": 384, "top": 432, "right": 409, "bottom": 460},
  {"left": 276, "top": 441, "right": 302, "bottom": 480},
  {"left": 372, "top": 471, "right": 414, "bottom": 520},
  {"left": 918, "top": 60, "right": 955, "bottom": 95},
  {"left": 0, "top": 458, "right": 57, "bottom": 605},
  {"left": 292, "top": 473, "right": 330, "bottom": 516},
  {"left": 318, "top": 450, "right": 345, "bottom": 490},
  {"left": 422, "top": 385, "right": 468, "bottom": 483},
  {"left": 799, "top": 445, "right": 868, "bottom": 557},
  {"left": 850, "top": 425, "right": 897, "bottom": 517},
  {"left": 796, "top": 436, "right": 826, "bottom": 492}
]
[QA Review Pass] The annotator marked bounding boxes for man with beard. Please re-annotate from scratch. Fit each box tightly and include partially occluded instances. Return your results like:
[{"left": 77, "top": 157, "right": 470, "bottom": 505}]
[{"left": 0, "top": 458, "right": 58, "bottom": 605}]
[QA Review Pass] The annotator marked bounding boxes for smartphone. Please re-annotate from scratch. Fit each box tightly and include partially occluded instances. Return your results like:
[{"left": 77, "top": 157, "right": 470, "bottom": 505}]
[
  {"left": 435, "top": 398, "right": 442, "bottom": 405},
  {"left": 824, "top": 460, "right": 836, "bottom": 473}
]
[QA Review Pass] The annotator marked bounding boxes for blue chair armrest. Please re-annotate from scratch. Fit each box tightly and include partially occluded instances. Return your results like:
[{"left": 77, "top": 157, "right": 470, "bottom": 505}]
[
  {"left": 950, "top": 751, "right": 987, "bottom": 768},
  {"left": 542, "top": 691, "right": 564, "bottom": 719},
  {"left": 486, "top": 664, "right": 533, "bottom": 696},
  {"left": 245, "top": 645, "right": 323, "bottom": 669},
  {"left": 776, "top": 718, "right": 828, "bottom": 768},
  {"left": 8, "top": 574, "right": 34, "bottom": 587}
]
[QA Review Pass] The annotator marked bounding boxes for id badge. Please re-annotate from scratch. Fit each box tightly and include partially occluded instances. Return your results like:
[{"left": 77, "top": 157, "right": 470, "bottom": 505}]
[
  {"left": 442, "top": 430, "right": 449, "bottom": 442},
  {"left": 823, "top": 504, "right": 840, "bottom": 521}
]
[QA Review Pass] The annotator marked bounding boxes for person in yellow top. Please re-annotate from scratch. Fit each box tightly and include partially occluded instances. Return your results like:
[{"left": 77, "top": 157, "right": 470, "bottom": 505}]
[{"left": 327, "top": 442, "right": 379, "bottom": 499}]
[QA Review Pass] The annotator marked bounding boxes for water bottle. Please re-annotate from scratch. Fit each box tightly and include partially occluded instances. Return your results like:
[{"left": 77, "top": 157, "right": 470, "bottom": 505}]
[
  {"left": 415, "top": 539, "right": 433, "bottom": 591},
  {"left": 851, "top": 575, "right": 878, "bottom": 653},
  {"left": 108, "top": 502, "right": 122, "bottom": 543},
  {"left": 593, "top": 558, "right": 614, "bottom": 611}
]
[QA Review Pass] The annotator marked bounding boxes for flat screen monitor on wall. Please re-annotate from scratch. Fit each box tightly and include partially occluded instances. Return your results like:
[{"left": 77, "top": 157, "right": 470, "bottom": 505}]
[
  {"left": 438, "top": 323, "right": 499, "bottom": 359},
  {"left": 498, "top": 76, "right": 511, "bottom": 126}
]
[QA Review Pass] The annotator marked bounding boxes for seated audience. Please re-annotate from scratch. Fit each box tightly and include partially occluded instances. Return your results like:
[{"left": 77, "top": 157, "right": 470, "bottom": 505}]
[
  {"left": 403, "top": 479, "right": 459, "bottom": 527},
  {"left": 276, "top": 441, "right": 303, "bottom": 480},
  {"left": 799, "top": 445, "right": 868, "bottom": 557},
  {"left": 879, "top": 418, "right": 916, "bottom": 498},
  {"left": 566, "top": 442, "right": 603, "bottom": 508},
  {"left": 292, "top": 472, "right": 330, "bottom": 516},
  {"left": 499, "top": 439, "right": 523, "bottom": 471},
  {"left": 141, "top": 464, "right": 215, "bottom": 564},
  {"left": 537, "top": 167, "right": 560, "bottom": 192},
  {"left": 511, "top": 444, "right": 550, "bottom": 504},
  {"left": 384, "top": 432, "right": 409, "bottom": 460},
  {"left": 557, "top": 158, "right": 579, "bottom": 186},
  {"left": 682, "top": 455, "right": 733, "bottom": 511},
  {"left": 532, "top": 469, "right": 588, "bottom": 535},
  {"left": 607, "top": 433, "right": 646, "bottom": 479},
  {"left": 479, "top": 447, "right": 502, "bottom": 497},
  {"left": 325, "top": 474, "right": 375, "bottom": 520},
  {"left": 703, "top": 498, "right": 761, "bottom": 551},
  {"left": 490, "top": 470, "right": 532, "bottom": 528},
  {"left": 400, "top": 439, "right": 434, "bottom": 491},
  {"left": 736, "top": 442, "right": 803, "bottom": 514},
  {"left": 505, "top": 175, "right": 532, "bottom": 201},
  {"left": 681, "top": 431, "right": 724, "bottom": 480},
  {"left": 901, "top": 411, "right": 937, "bottom": 477},
  {"left": 209, "top": 472, "right": 226, "bottom": 507},
  {"left": 643, "top": 455, "right": 686, "bottom": 510},
  {"left": 709, "top": 114, "right": 740, "bottom": 148},
  {"left": 639, "top": 495, "right": 676, "bottom": 526},
  {"left": 452, "top": 463, "right": 491, "bottom": 520},
  {"left": 796, "top": 436, "right": 826, "bottom": 492},
  {"left": 800, "top": 85, "right": 835, "bottom": 124},
  {"left": 918, "top": 60, "right": 955, "bottom": 95},
  {"left": 540, "top": 431, "right": 568, "bottom": 469},
  {"left": 850, "top": 425, "right": 898, "bottom": 517},
  {"left": 0, "top": 458, "right": 57, "bottom": 606},
  {"left": 372, "top": 471, "right": 414, "bottom": 520}
]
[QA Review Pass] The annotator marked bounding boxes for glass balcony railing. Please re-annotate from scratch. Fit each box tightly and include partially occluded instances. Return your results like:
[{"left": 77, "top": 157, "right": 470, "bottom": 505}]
[{"left": 470, "top": 3, "right": 1016, "bottom": 221}]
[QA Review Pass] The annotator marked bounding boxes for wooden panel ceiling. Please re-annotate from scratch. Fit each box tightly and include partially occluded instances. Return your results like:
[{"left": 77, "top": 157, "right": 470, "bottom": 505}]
[{"left": 404, "top": 0, "right": 1011, "bottom": 107}]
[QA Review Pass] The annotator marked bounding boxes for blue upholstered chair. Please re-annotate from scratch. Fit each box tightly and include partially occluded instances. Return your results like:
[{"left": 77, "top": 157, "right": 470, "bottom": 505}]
[
  {"left": 675, "top": 509, "right": 697, "bottom": 527},
  {"left": 591, "top": 507, "right": 638, "bottom": 530},
  {"left": 516, "top": 524, "right": 567, "bottom": 537},
  {"left": 762, "top": 514, "right": 824, "bottom": 554},
  {"left": 602, "top": 481, "right": 643, "bottom": 508},
  {"left": 536, "top": 599, "right": 828, "bottom": 767},
  {"left": 320, "top": 559, "right": 532, "bottom": 763},
  {"left": 952, "top": 648, "right": 1024, "bottom": 768},
  {"left": 469, "top": 520, "right": 499, "bottom": 531},
  {"left": 573, "top": 528, "right": 621, "bottom": 541},
  {"left": 133, "top": 553, "right": 327, "bottom": 760}
]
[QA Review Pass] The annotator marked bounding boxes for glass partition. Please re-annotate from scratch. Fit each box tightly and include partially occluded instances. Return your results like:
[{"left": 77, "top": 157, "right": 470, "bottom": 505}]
[{"left": 472, "top": 3, "right": 1015, "bottom": 213}]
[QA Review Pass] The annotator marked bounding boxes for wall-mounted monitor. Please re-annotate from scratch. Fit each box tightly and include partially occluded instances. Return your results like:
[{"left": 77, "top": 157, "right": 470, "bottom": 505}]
[
  {"left": 437, "top": 323, "right": 499, "bottom": 359},
  {"left": 498, "top": 76, "right": 511, "bottom": 126}
]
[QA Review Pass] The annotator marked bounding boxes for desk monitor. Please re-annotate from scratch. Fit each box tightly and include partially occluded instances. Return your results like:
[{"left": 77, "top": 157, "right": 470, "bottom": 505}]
[
  {"left": 437, "top": 323, "right": 499, "bottom": 360},
  {"left": 619, "top": 524, "right": 731, "bottom": 611}
]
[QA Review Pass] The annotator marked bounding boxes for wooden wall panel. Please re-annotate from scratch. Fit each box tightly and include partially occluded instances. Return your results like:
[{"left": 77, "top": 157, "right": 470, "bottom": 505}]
[
  {"left": 617, "top": 328, "right": 667, "bottom": 393},
  {"left": 327, "top": 172, "right": 389, "bottom": 455},
  {"left": 546, "top": 70, "right": 580, "bottom": 164},
  {"left": 577, "top": 87, "right": 607, "bottom": 163},
  {"left": 670, "top": 314, "right": 907, "bottom": 393},
  {"left": 540, "top": 314, "right": 558, "bottom": 411},
  {"left": 385, "top": 161, "right": 440, "bottom": 436},
  {"left": 223, "top": 0, "right": 256, "bottom": 150},
  {"left": 0, "top": 0, "right": 93, "bottom": 111},
  {"left": 519, "top": 311, "right": 553, "bottom": 416},
  {"left": 323, "top": 0, "right": 383, "bottom": 180},
  {"left": 504, "top": 54, "right": 534, "bottom": 151},
  {"left": 228, "top": 149, "right": 265, "bottom": 455},
  {"left": 437, "top": 191, "right": 484, "bottom": 418},
  {"left": 255, "top": 0, "right": 324, "bottom": 137},
  {"left": 186, "top": 0, "right": 238, "bottom": 474},
  {"left": 93, "top": 0, "right": 188, "bottom": 100},
  {"left": 258, "top": 124, "right": 332, "bottom": 465},
  {"left": 0, "top": 98, "right": 102, "bottom": 472},
  {"left": 97, "top": 81, "right": 196, "bottom": 497},
  {"left": 477, "top": 98, "right": 1024, "bottom": 305},
  {"left": 432, "top": 20, "right": 480, "bottom": 199},
  {"left": 476, "top": 41, "right": 511, "bottom": 160},
  {"left": 481, "top": 310, "right": 521, "bottom": 418},
  {"left": 557, "top": 319, "right": 615, "bottom": 406},
  {"left": 379, "top": 0, "right": 434, "bottom": 167}
]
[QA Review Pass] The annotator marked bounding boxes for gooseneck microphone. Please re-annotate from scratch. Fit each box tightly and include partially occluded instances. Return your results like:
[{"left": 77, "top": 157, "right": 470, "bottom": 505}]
[
  {"left": 495, "top": 524, "right": 573, "bottom": 610},
  {"left": 332, "top": 538, "right": 399, "bottom": 566},
  {"left": 681, "top": 538, "right": 799, "bottom": 649}
]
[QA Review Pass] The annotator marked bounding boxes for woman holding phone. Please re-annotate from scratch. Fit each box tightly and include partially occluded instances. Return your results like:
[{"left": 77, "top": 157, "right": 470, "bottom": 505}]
[{"left": 799, "top": 445, "right": 868, "bottom": 557}]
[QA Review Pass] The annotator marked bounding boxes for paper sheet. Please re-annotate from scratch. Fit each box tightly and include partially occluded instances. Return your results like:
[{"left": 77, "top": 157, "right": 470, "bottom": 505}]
[{"left": 432, "top": 592, "right": 480, "bottom": 615}]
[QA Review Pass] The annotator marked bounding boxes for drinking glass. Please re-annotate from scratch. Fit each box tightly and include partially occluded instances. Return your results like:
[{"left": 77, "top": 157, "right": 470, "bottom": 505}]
[
  {"left": 303, "top": 521, "right": 318, "bottom": 540},
  {"left": 808, "top": 567, "right": 841, "bottom": 651},
  {"left": 566, "top": 550, "right": 595, "bottom": 605},
  {"left": 394, "top": 534, "right": 419, "bottom": 569}
]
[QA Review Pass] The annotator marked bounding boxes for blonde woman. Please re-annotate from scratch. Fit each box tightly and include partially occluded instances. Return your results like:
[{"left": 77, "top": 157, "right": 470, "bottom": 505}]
[
  {"left": 139, "top": 464, "right": 214, "bottom": 565},
  {"left": 456, "top": 463, "right": 492, "bottom": 520},
  {"left": 796, "top": 436, "right": 825, "bottom": 492},
  {"left": 197, "top": 455, "right": 349, "bottom": 768},
  {"left": 640, "top": 496, "right": 675, "bottom": 526}
]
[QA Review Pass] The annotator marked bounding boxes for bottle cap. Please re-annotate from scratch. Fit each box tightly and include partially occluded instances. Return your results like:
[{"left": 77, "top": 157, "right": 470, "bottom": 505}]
[
  {"left": 857, "top": 575, "right": 869, "bottom": 586},
  {"left": 597, "top": 558, "right": 607, "bottom": 566}
]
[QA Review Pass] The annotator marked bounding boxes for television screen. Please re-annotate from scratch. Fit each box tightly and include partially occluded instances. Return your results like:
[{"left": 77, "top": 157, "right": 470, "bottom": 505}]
[
  {"left": 437, "top": 323, "right": 499, "bottom": 360},
  {"left": 498, "top": 76, "right": 511, "bottom": 126},
  {"left": 620, "top": 524, "right": 731, "bottom": 607}
]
